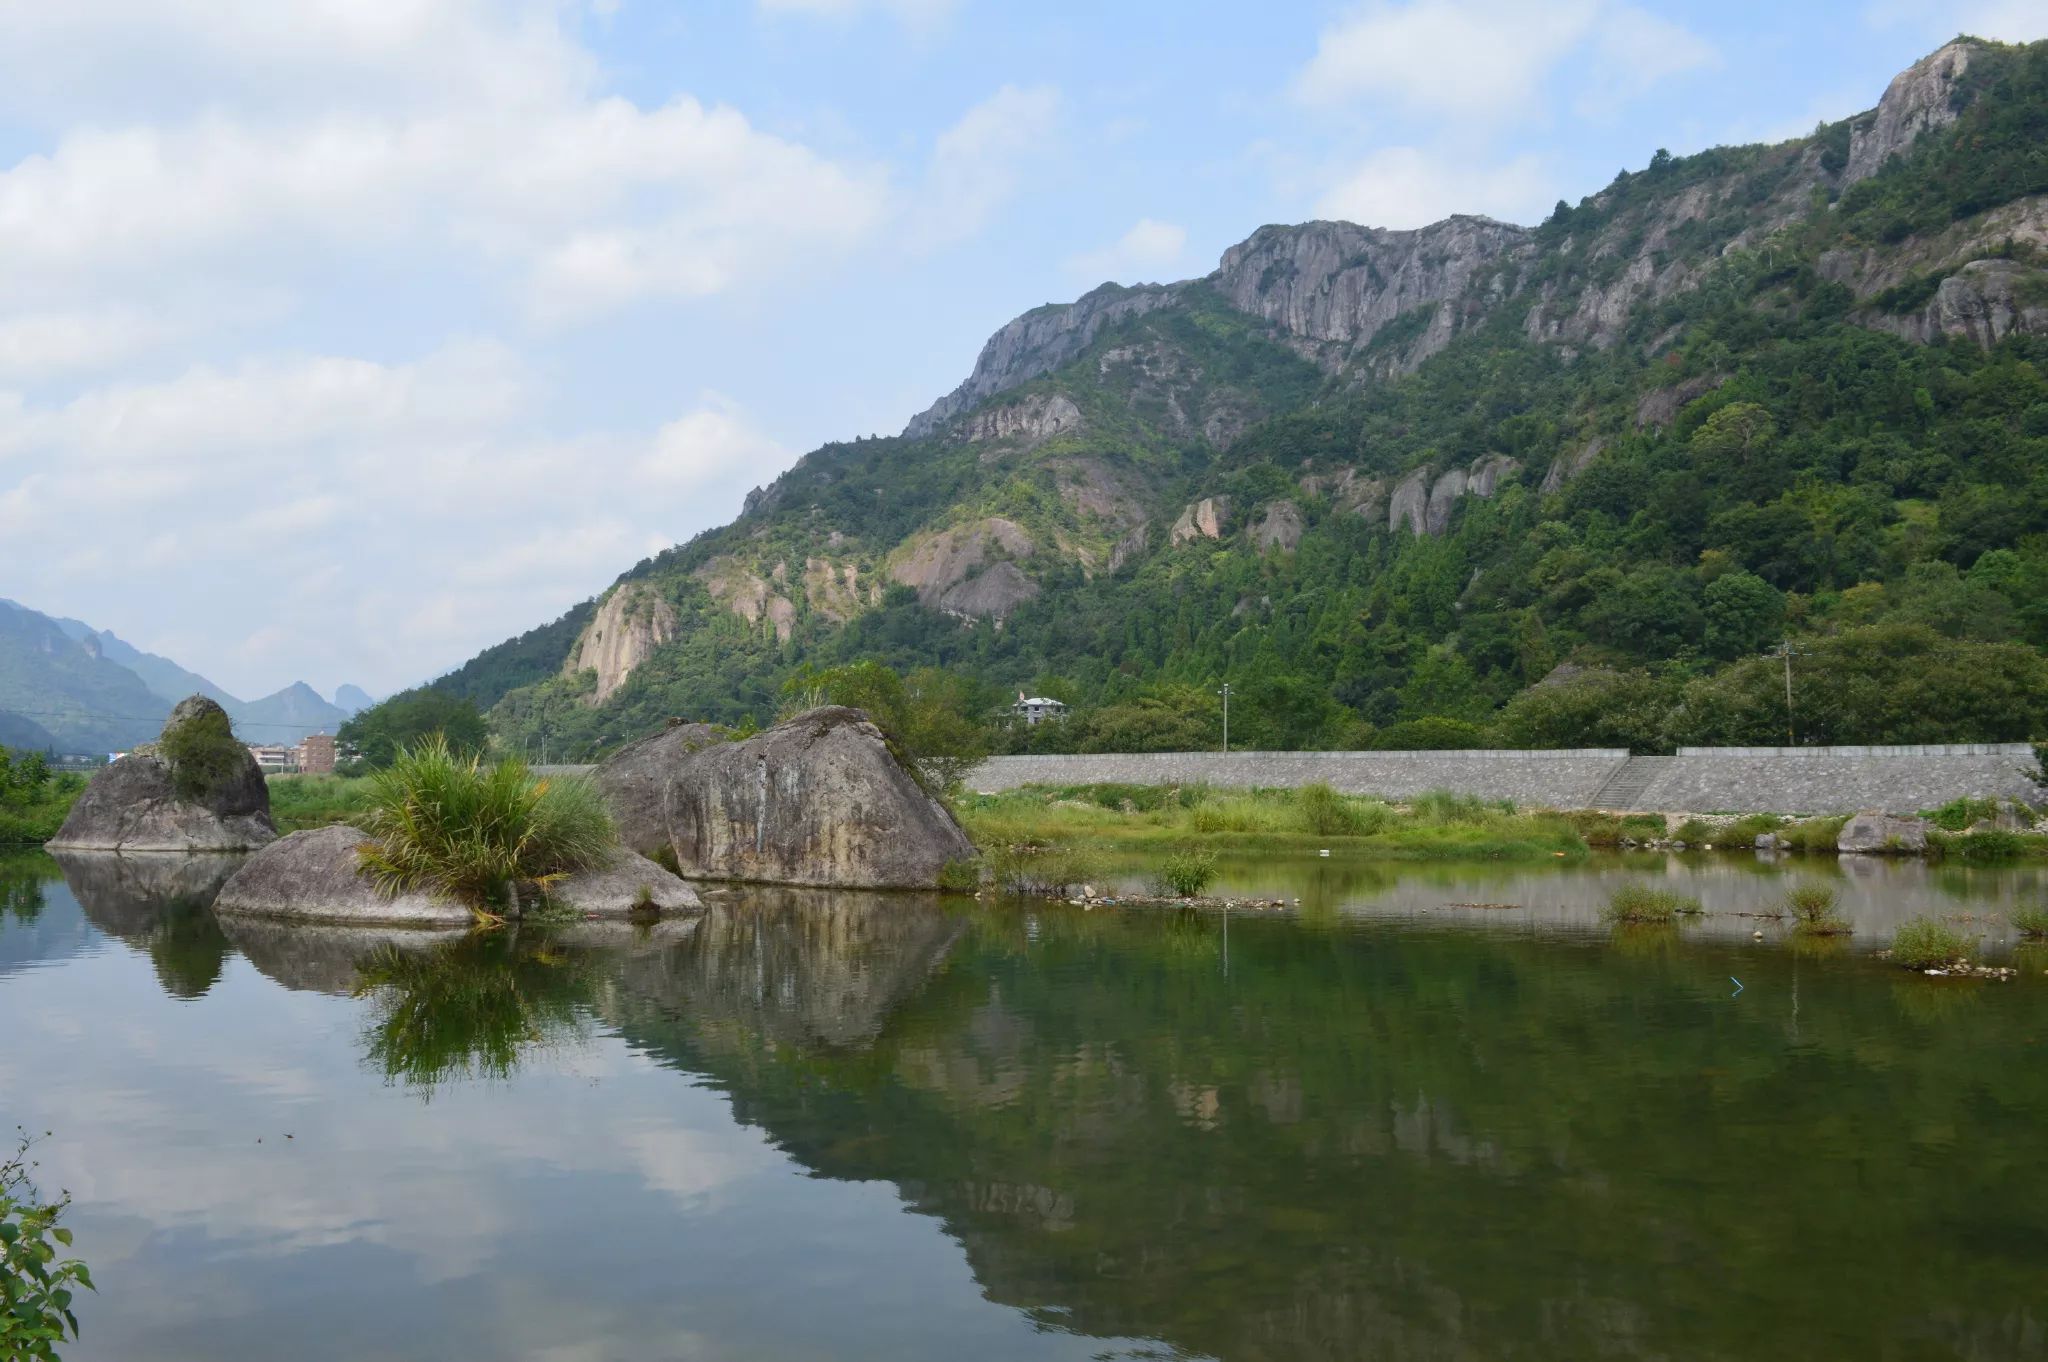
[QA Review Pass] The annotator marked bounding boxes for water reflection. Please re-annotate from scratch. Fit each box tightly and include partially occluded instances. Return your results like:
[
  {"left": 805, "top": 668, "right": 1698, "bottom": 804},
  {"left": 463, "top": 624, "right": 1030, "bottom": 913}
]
[
  {"left": 50, "top": 849, "right": 238, "bottom": 998},
  {"left": 2, "top": 853, "right": 2044, "bottom": 1361}
]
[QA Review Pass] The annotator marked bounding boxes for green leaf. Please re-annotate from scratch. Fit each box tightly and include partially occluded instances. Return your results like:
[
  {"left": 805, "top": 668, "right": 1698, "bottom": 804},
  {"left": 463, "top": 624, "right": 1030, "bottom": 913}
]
[
  {"left": 0, "top": 1222, "right": 17, "bottom": 1242},
  {"left": 49, "top": 1227, "right": 70, "bottom": 1247}
]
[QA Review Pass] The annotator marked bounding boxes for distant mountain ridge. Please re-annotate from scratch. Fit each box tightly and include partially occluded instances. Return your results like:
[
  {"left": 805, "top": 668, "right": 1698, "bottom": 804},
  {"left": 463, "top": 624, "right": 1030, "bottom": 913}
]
[{"left": 0, "top": 598, "right": 358, "bottom": 750}]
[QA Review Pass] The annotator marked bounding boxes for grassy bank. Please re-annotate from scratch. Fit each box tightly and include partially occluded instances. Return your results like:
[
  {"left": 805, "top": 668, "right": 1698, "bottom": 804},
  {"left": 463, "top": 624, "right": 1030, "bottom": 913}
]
[
  {"left": 266, "top": 773, "right": 375, "bottom": 830},
  {"left": 955, "top": 784, "right": 1588, "bottom": 861},
  {"left": 0, "top": 773, "right": 85, "bottom": 845}
]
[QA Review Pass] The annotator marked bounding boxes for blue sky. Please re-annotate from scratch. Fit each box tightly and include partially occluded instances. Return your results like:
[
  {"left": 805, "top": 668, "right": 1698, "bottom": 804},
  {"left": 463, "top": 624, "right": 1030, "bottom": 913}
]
[{"left": 0, "top": 0, "right": 2038, "bottom": 700}]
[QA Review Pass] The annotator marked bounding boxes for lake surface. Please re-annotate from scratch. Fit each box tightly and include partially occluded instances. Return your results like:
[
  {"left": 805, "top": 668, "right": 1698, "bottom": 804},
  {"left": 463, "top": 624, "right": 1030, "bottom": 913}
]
[{"left": 2, "top": 847, "right": 2045, "bottom": 1361}]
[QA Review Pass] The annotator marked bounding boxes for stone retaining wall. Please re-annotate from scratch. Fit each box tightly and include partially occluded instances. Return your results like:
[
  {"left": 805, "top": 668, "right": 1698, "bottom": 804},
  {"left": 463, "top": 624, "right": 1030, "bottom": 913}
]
[
  {"left": 967, "top": 745, "right": 2045, "bottom": 815},
  {"left": 966, "top": 750, "right": 1630, "bottom": 809},
  {"left": 1640, "top": 744, "right": 2041, "bottom": 815}
]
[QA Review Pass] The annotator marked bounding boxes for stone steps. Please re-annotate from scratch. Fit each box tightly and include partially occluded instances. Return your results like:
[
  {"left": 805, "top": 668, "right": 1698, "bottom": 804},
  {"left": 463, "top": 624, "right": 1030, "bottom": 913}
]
[{"left": 1586, "top": 756, "right": 1674, "bottom": 811}]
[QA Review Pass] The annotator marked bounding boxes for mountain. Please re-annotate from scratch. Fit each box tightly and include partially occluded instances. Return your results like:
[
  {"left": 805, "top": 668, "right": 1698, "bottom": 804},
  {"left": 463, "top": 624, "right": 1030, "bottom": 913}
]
[
  {"left": 41, "top": 614, "right": 238, "bottom": 708},
  {"left": 333, "top": 684, "right": 376, "bottom": 717},
  {"left": 230, "top": 681, "right": 350, "bottom": 743},
  {"left": 0, "top": 710, "right": 58, "bottom": 750},
  {"left": 427, "top": 39, "right": 2048, "bottom": 757},
  {"left": 0, "top": 600, "right": 173, "bottom": 751}
]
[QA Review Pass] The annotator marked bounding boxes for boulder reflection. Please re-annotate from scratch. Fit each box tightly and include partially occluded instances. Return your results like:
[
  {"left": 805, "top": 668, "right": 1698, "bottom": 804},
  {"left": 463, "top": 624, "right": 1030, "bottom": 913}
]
[{"left": 50, "top": 849, "right": 238, "bottom": 998}]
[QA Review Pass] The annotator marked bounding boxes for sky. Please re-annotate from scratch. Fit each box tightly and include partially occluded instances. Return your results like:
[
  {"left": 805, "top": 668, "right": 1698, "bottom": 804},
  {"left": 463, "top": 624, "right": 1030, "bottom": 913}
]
[{"left": 1, "top": 0, "right": 2042, "bottom": 702}]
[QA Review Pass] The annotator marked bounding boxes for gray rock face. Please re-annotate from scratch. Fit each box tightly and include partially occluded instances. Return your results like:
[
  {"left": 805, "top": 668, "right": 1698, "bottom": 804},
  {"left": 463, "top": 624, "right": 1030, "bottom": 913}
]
[
  {"left": 1541, "top": 439, "right": 1605, "bottom": 494},
  {"left": 1212, "top": 217, "right": 1529, "bottom": 365},
  {"left": 1425, "top": 468, "right": 1469, "bottom": 535},
  {"left": 591, "top": 721, "right": 730, "bottom": 857},
  {"left": 1169, "top": 496, "right": 1231, "bottom": 544},
  {"left": 904, "top": 284, "right": 1180, "bottom": 437},
  {"left": 48, "top": 695, "right": 275, "bottom": 851},
  {"left": 1836, "top": 812, "right": 1931, "bottom": 855},
  {"left": 659, "top": 706, "right": 977, "bottom": 889},
  {"left": 1389, "top": 468, "right": 1430, "bottom": 536},
  {"left": 1465, "top": 454, "right": 1520, "bottom": 499},
  {"left": 1249, "top": 501, "right": 1304, "bottom": 553},
  {"left": 215, "top": 825, "right": 700, "bottom": 923},
  {"left": 215, "top": 826, "right": 474, "bottom": 925},
  {"left": 1864, "top": 259, "right": 2048, "bottom": 347},
  {"left": 1635, "top": 373, "right": 1726, "bottom": 429},
  {"left": 1843, "top": 41, "right": 1972, "bottom": 186},
  {"left": 957, "top": 392, "right": 1083, "bottom": 445},
  {"left": 540, "top": 847, "right": 702, "bottom": 915}
]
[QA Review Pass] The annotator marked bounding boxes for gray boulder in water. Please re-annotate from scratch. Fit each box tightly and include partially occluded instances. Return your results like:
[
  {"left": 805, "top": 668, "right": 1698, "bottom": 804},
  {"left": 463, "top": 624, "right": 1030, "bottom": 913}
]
[
  {"left": 589, "top": 720, "right": 729, "bottom": 858},
  {"left": 654, "top": 706, "right": 976, "bottom": 889},
  {"left": 1836, "top": 812, "right": 1931, "bottom": 855},
  {"left": 47, "top": 695, "right": 275, "bottom": 852},
  {"left": 214, "top": 824, "right": 700, "bottom": 924}
]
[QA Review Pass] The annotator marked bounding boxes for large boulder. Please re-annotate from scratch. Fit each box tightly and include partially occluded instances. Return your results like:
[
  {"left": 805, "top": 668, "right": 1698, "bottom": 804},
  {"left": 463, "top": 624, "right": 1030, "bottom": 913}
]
[
  {"left": 215, "top": 826, "right": 700, "bottom": 924},
  {"left": 654, "top": 706, "right": 976, "bottom": 889},
  {"left": 589, "top": 721, "right": 729, "bottom": 858},
  {"left": 47, "top": 695, "right": 275, "bottom": 851},
  {"left": 1836, "top": 812, "right": 1931, "bottom": 855}
]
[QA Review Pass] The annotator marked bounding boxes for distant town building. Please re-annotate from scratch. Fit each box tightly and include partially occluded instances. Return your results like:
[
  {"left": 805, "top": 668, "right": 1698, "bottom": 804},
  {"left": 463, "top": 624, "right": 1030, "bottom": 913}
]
[
  {"left": 295, "top": 732, "right": 337, "bottom": 775},
  {"left": 245, "top": 744, "right": 296, "bottom": 774},
  {"left": 1012, "top": 692, "right": 1069, "bottom": 726}
]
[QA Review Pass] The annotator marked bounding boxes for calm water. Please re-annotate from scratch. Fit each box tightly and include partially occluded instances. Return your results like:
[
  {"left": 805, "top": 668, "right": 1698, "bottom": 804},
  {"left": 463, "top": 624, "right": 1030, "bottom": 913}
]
[{"left": 2, "top": 848, "right": 2045, "bottom": 1361}]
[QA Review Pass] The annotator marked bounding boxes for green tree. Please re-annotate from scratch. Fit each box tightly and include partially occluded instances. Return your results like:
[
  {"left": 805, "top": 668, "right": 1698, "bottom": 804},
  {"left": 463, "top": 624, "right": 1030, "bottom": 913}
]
[
  {"left": 1703, "top": 571, "right": 1785, "bottom": 659},
  {"left": 338, "top": 689, "right": 489, "bottom": 769},
  {"left": 2, "top": 1129, "right": 95, "bottom": 1358}
]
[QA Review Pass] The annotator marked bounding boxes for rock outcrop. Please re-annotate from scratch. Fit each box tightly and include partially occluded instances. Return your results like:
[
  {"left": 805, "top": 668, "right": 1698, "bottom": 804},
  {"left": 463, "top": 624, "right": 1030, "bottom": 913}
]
[
  {"left": 1541, "top": 439, "right": 1605, "bottom": 494},
  {"left": 1842, "top": 40, "right": 1973, "bottom": 186},
  {"left": 905, "top": 283, "right": 1180, "bottom": 437},
  {"left": 214, "top": 825, "right": 700, "bottom": 923},
  {"left": 1389, "top": 454, "right": 1527, "bottom": 536},
  {"left": 1170, "top": 496, "right": 1231, "bottom": 544},
  {"left": 889, "top": 517, "right": 1039, "bottom": 619},
  {"left": 957, "top": 392, "right": 1083, "bottom": 445},
  {"left": 657, "top": 706, "right": 976, "bottom": 889},
  {"left": 591, "top": 721, "right": 730, "bottom": 858},
  {"left": 1836, "top": 812, "right": 1931, "bottom": 855},
  {"left": 564, "top": 583, "right": 677, "bottom": 704},
  {"left": 48, "top": 696, "right": 275, "bottom": 852},
  {"left": 1249, "top": 501, "right": 1304, "bottom": 553},
  {"left": 696, "top": 556, "right": 797, "bottom": 642}
]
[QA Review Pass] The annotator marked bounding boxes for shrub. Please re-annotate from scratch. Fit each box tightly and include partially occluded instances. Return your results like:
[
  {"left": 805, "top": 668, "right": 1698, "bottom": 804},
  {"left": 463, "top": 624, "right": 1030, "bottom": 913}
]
[
  {"left": 2011, "top": 906, "right": 2048, "bottom": 938},
  {"left": 1777, "top": 816, "right": 1850, "bottom": 853},
  {"left": 1722, "top": 813, "right": 1785, "bottom": 844},
  {"left": 1295, "top": 782, "right": 1367, "bottom": 835},
  {"left": 1409, "top": 789, "right": 1508, "bottom": 825},
  {"left": 355, "top": 737, "right": 615, "bottom": 919},
  {"left": 1937, "top": 827, "right": 2026, "bottom": 863},
  {"left": 1672, "top": 817, "right": 1715, "bottom": 846},
  {"left": 158, "top": 703, "right": 249, "bottom": 803},
  {"left": 1785, "top": 883, "right": 1850, "bottom": 934},
  {"left": 1153, "top": 846, "right": 1218, "bottom": 898},
  {"left": 1924, "top": 796, "right": 2001, "bottom": 832},
  {"left": 936, "top": 857, "right": 982, "bottom": 893},
  {"left": 1603, "top": 884, "right": 1703, "bottom": 924},
  {"left": 1890, "top": 916, "right": 1971, "bottom": 970},
  {"left": 988, "top": 843, "right": 1100, "bottom": 897},
  {"left": 1, "top": 1128, "right": 95, "bottom": 1356}
]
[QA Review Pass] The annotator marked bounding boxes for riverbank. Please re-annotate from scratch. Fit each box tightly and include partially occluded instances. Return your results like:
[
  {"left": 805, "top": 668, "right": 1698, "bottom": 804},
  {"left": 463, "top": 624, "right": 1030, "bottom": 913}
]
[{"left": 955, "top": 783, "right": 2048, "bottom": 863}]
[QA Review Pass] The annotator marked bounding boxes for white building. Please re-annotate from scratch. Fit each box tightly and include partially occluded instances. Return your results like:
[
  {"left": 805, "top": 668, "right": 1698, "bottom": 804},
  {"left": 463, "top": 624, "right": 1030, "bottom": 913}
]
[{"left": 1012, "top": 693, "right": 1069, "bottom": 726}]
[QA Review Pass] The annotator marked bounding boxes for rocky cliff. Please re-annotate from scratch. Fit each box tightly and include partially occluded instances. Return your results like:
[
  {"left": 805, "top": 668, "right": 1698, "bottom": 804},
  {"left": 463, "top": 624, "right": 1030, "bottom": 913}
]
[{"left": 418, "top": 38, "right": 2048, "bottom": 758}]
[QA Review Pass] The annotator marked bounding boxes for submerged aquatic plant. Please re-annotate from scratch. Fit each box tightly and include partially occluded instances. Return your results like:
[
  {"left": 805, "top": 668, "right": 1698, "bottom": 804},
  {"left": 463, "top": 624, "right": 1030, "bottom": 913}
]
[
  {"left": 1889, "top": 917, "right": 1971, "bottom": 971},
  {"left": 1785, "top": 884, "right": 1851, "bottom": 935},
  {"left": 355, "top": 737, "right": 614, "bottom": 920},
  {"left": 1603, "top": 884, "right": 1703, "bottom": 925}
]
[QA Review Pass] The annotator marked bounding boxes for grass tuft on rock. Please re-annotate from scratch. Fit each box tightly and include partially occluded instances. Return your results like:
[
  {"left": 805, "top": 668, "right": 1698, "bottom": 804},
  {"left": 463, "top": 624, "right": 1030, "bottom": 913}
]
[
  {"left": 355, "top": 736, "right": 615, "bottom": 920},
  {"left": 1603, "top": 884, "right": 1702, "bottom": 925},
  {"left": 1889, "top": 916, "right": 1971, "bottom": 971}
]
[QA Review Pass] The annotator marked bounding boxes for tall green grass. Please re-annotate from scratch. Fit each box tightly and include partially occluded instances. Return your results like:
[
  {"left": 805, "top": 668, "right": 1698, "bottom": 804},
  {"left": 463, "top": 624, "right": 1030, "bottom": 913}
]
[
  {"left": 1785, "top": 884, "right": 1850, "bottom": 935},
  {"left": 355, "top": 737, "right": 615, "bottom": 919},
  {"left": 1890, "top": 917, "right": 1971, "bottom": 970},
  {"left": 958, "top": 783, "right": 1582, "bottom": 861},
  {"left": 1602, "top": 884, "right": 1703, "bottom": 925},
  {"left": 266, "top": 773, "right": 374, "bottom": 830}
]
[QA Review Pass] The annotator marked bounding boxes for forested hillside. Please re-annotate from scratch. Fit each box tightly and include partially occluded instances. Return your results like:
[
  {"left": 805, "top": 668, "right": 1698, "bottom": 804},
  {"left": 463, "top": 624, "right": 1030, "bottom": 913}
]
[{"left": 425, "top": 37, "right": 2048, "bottom": 759}]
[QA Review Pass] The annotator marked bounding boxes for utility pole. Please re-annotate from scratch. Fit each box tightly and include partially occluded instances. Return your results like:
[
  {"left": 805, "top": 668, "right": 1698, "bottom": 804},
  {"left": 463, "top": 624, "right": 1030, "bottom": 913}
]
[
  {"left": 1766, "top": 638, "right": 1810, "bottom": 746},
  {"left": 1218, "top": 683, "right": 1232, "bottom": 754}
]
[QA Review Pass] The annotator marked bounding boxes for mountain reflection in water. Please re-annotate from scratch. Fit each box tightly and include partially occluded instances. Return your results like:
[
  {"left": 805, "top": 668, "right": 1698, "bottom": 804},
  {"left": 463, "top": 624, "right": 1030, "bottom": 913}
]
[{"left": 1, "top": 853, "right": 2043, "bottom": 1361}]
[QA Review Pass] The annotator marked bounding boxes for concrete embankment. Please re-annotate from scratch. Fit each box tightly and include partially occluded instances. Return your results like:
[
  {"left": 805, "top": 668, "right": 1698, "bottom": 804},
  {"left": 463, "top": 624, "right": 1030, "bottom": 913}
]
[{"left": 967, "top": 744, "right": 2044, "bottom": 815}]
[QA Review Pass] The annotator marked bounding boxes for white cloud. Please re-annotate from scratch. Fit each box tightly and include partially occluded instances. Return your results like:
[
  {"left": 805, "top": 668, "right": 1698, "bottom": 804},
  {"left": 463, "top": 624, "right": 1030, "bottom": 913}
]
[
  {"left": 914, "top": 84, "right": 1062, "bottom": 247},
  {"left": 1294, "top": 0, "right": 1714, "bottom": 123},
  {"left": 1315, "top": 146, "right": 1553, "bottom": 229},
  {"left": 1066, "top": 218, "right": 1189, "bottom": 282},
  {"left": 0, "top": 349, "right": 791, "bottom": 696}
]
